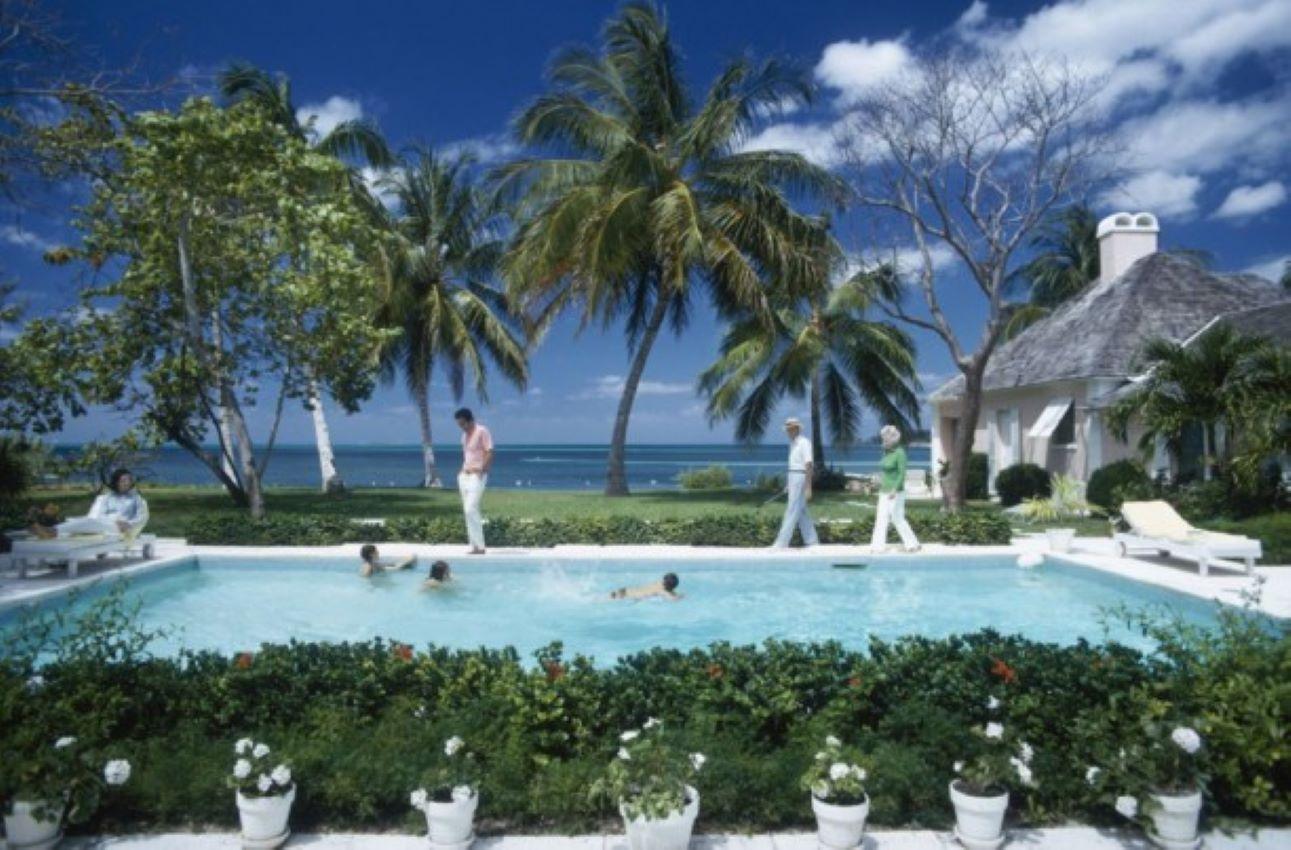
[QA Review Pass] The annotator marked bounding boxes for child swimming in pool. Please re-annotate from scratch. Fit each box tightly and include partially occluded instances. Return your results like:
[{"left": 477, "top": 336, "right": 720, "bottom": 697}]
[
  {"left": 609, "top": 572, "right": 682, "bottom": 601},
  {"left": 421, "top": 560, "right": 454, "bottom": 590},
  {"left": 359, "top": 544, "right": 416, "bottom": 578}
]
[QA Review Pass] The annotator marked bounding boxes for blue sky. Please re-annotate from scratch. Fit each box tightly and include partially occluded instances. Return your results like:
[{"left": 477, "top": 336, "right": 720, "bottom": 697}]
[{"left": 3, "top": 0, "right": 1289, "bottom": 446}]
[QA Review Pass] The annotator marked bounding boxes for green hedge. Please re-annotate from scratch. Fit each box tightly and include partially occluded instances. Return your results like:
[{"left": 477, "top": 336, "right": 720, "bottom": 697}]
[
  {"left": 2, "top": 589, "right": 1286, "bottom": 835},
  {"left": 184, "top": 511, "right": 1013, "bottom": 547}
]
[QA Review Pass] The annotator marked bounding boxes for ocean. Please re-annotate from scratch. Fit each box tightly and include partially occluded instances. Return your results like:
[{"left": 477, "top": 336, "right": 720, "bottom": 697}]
[{"left": 53, "top": 443, "right": 932, "bottom": 490}]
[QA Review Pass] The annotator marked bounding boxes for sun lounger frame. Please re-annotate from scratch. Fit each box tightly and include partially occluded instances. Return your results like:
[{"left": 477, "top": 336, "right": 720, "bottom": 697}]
[
  {"left": 5, "top": 534, "right": 157, "bottom": 579},
  {"left": 1113, "top": 531, "right": 1260, "bottom": 576}
]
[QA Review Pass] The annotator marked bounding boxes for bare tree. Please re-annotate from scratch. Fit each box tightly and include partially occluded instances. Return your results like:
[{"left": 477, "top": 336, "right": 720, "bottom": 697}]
[{"left": 838, "top": 52, "right": 1113, "bottom": 511}]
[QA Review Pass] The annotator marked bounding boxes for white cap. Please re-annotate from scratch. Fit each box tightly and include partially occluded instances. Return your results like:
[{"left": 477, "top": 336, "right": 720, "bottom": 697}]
[{"left": 784, "top": 417, "right": 802, "bottom": 428}]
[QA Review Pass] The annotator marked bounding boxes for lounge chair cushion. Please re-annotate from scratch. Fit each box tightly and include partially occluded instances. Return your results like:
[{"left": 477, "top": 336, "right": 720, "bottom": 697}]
[{"left": 1120, "top": 500, "right": 1197, "bottom": 542}]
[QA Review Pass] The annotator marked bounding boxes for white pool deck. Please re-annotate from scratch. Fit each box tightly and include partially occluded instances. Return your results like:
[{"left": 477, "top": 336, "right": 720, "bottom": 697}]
[{"left": 48, "top": 825, "right": 1291, "bottom": 849}]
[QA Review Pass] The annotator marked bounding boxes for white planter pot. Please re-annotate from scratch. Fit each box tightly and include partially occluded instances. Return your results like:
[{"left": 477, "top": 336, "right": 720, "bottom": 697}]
[
  {"left": 949, "top": 780, "right": 1009, "bottom": 850},
  {"left": 811, "top": 792, "right": 869, "bottom": 849},
  {"left": 1046, "top": 528, "right": 1076, "bottom": 553},
  {"left": 423, "top": 788, "right": 479, "bottom": 848},
  {"left": 1149, "top": 788, "right": 1202, "bottom": 848},
  {"left": 620, "top": 785, "right": 699, "bottom": 850},
  {"left": 4, "top": 799, "right": 65, "bottom": 850},
  {"left": 235, "top": 786, "right": 295, "bottom": 849}
]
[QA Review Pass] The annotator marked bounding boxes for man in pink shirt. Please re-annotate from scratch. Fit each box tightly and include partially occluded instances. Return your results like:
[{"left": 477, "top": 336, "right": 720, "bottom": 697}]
[{"left": 455, "top": 407, "right": 494, "bottom": 554}]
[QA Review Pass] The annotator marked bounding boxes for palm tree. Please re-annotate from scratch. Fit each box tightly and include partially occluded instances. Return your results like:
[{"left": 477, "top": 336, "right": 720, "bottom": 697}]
[
  {"left": 1005, "top": 205, "right": 1099, "bottom": 339},
  {"left": 1109, "top": 325, "right": 1273, "bottom": 481},
  {"left": 378, "top": 147, "right": 528, "bottom": 487},
  {"left": 219, "top": 63, "right": 394, "bottom": 493},
  {"left": 699, "top": 264, "right": 920, "bottom": 473},
  {"left": 496, "top": 2, "right": 843, "bottom": 495}
]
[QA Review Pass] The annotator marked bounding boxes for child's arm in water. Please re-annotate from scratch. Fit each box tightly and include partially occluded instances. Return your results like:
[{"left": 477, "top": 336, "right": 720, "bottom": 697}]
[{"left": 384, "top": 555, "right": 416, "bottom": 571}]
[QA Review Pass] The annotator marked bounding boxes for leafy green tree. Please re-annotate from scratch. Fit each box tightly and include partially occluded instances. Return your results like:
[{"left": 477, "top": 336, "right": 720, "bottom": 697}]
[
  {"left": 1226, "top": 342, "right": 1290, "bottom": 489},
  {"left": 21, "top": 98, "right": 391, "bottom": 516},
  {"left": 219, "top": 63, "right": 395, "bottom": 493},
  {"left": 699, "top": 264, "right": 920, "bottom": 473},
  {"left": 498, "top": 2, "right": 843, "bottom": 495},
  {"left": 377, "top": 148, "right": 528, "bottom": 487}
]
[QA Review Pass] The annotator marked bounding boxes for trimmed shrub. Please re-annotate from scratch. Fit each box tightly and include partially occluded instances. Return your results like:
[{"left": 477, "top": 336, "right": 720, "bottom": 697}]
[
  {"left": 677, "top": 465, "right": 733, "bottom": 490},
  {"left": 967, "top": 452, "right": 989, "bottom": 500},
  {"left": 994, "top": 463, "right": 1051, "bottom": 507},
  {"left": 1086, "top": 460, "right": 1151, "bottom": 510},
  {"left": 813, "top": 465, "right": 851, "bottom": 492}
]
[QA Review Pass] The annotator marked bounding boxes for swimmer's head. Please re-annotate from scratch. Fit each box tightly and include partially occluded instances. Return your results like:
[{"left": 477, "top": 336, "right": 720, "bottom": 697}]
[
  {"left": 360, "top": 544, "right": 379, "bottom": 563},
  {"left": 429, "top": 560, "right": 451, "bottom": 581},
  {"left": 662, "top": 572, "right": 679, "bottom": 592}
]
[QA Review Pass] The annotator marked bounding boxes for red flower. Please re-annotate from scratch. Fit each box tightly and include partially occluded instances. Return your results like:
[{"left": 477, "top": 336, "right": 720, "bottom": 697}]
[
  {"left": 990, "top": 658, "right": 1017, "bottom": 685},
  {"left": 544, "top": 661, "right": 565, "bottom": 682},
  {"left": 392, "top": 643, "right": 413, "bottom": 662},
  {"left": 706, "top": 664, "right": 724, "bottom": 680},
  {"left": 234, "top": 652, "right": 254, "bottom": 670},
  {"left": 848, "top": 676, "right": 863, "bottom": 688}
]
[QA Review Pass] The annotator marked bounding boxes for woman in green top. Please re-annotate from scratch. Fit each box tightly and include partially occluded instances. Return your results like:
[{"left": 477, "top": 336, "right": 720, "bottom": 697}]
[{"left": 870, "top": 425, "right": 920, "bottom": 553}]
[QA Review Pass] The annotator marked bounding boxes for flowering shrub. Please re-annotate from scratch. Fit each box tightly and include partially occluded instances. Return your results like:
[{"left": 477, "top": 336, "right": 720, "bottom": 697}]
[
  {"left": 410, "top": 735, "right": 480, "bottom": 805},
  {"left": 800, "top": 735, "right": 869, "bottom": 806},
  {"left": 952, "top": 696, "right": 1036, "bottom": 796},
  {"left": 228, "top": 739, "right": 293, "bottom": 798},
  {"left": 0, "top": 729, "right": 130, "bottom": 824},
  {"left": 589, "top": 719, "right": 705, "bottom": 820},
  {"left": 1085, "top": 719, "right": 1207, "bottom": 826}
]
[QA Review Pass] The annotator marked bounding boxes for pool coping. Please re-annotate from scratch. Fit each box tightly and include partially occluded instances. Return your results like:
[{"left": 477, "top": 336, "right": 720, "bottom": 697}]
[{"left": 2, "top": 538, "right": 1286, "bottom": 620}]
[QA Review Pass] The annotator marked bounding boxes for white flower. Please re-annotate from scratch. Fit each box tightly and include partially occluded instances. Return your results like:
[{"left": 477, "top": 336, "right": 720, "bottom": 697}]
[
  {"left": 444, "top": 736, "right": 464, "bottom": 757},
  {"left": 1085, "top": 766, "right": 1102, "bottom": 786},
  {"left": 1018, "top": 741, "right": 1034, "bottom": 764},
  {"left": 851, "top": 766, "right": 867, "bottom": 782},
  {"left": 986, "top": 696, "right": 1000, "bottom": 710},
  {"left": 413, "top": 705, "right": 427, "bottom": 719},
  {"left": 270, "top": 765, "right": 291, "bottom": 787},
  {"left": 1171, "top": 727, "right": 1202, "bottom": 755},
  {"left": 690, "top": 753, "right": 706, "bottom": 772},
  {"left": 1115, "top": 795, "right": 1139, "bottom": 819},
  {"left": 410, "top": 788, "right": 428, "bottom": 809},
  {"left": 235, "top": 738, "right": 253, "bottom": 755},
  {"left": 985, "top": 723, "right": 1004, "bottom": 739},
  {"left": 103, "top": 759, "right": 131, "bottom": 786},
  {"left": 55, "top": 737, "right": 77, "bottom": 749},
  {"left": 643, "top": 717, "right": 661, "bottom": 730},
  {"left": 617, "top": 747, "right": 631, "bottom": 761},
  {"left": 815, "top": 751, "right": 828, "bottom": 762},
  {"left": 451, "top": 785, "right": 473, "bottom": 802},
  {"left": 825, "top": 735, "right": 842, "bottom": 748},
  {"left": 26, "top": 674, "right": 45, "bottom": 693},
  {"left": 953, "top": 761, "right": 965, "bottom": 773},
  {"left": 829, "top": 762, "right": 850, "bottom": 781},
  {"left": 234, "top": 759, "right": 252, "bottom": 780},
  {"left": 620, "top": 730, "right": 640, "bottom": 742},
  {"left": 257, "top": 774, "right": 273, "bottom": 793},
  {"left": 252, "top": 743, "right": 270, "bottom": 758},
  {"left": 812, "top": 780, "right": 830, "bottom": 799},
  {"left": 1010, "top": 757, "right": 1035, "bottom": 787}
]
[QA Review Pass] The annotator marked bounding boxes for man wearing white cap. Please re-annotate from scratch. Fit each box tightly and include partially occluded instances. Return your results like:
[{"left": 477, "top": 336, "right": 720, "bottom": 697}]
[{"left": 772, "top": 417, "right": 819, "bottom": 549}]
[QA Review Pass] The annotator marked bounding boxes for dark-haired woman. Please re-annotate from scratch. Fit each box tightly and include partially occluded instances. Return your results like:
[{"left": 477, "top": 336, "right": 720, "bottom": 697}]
[{"left": 57, "top": 468, "right": 149, "bottom": 539}]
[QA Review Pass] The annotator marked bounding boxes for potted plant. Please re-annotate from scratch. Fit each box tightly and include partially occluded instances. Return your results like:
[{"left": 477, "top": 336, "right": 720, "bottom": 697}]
[
  {"left": 801, "top": 734, "right": 870, "bottom": 849},
  {"left": 949, "top": 697, "right": 1036, "bottom": 850},
  {"left": 409, "top": 735, "right": 480, "bottom": 849},
  {"left": 228, "top": 738, "right": 295, "bottom": 850},
  {"left": 1087, "top": 722, "right": 1207, "bottom": 849},
  {"left": 590, "top": 718, "right": 705, "bottom": 850},
  {"left": 0, "top": 731, "right": 131, "bottom": 850},
  {"left": 1021, "top": 475, "right": 1097, "bottom": 552}
]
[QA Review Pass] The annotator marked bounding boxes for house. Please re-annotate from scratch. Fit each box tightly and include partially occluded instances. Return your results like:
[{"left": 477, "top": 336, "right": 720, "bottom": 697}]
[{"left": 927, "top": 211, "right": 1289, "bottom": 494}]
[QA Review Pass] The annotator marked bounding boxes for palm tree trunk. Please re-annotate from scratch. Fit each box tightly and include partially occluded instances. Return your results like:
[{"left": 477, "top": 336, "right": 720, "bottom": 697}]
[
  {"left": 606, "top": 293, "right": 672, "bottom": 496},
  {"left": 306, "top": 376, "right": 345, "bottom": 494},
  {"left": 411, "top": 377, "right": 442, "bottom": 488},
  {"left": 1201, "top": 421, "right": 1213, "bottom": 482},
  {"left": 810, "top": 369, "right": 826, "bottom": 477}
]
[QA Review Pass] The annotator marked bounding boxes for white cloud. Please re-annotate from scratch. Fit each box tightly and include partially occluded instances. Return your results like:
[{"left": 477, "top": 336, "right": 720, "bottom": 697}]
[
  {"left": 956, "top": 1, "right": 988, "bottom": 30},
  {"left": 1100, "top": 170, "right": 1202, "bottom": 218},
  {"left": 814, "top": 38, "right": 913, "bottom": 104},
  {"left": 296, "top": 96, "right": 363, "bottom": 141},
  {"left": 0, "top": 225, "right": 55, "bottom": 252},
  {"left": 571, "top": 374, "right": 693, "bottom": 401},
  {"left": 1117, "top": 96, "right": 1291, "bottom": 177},
  {"left": 1213, "top": 181, "right": 1287, "bottom": 220},
  {"left": 892, "top": 243, "right": 958, "bottom": 276},
  {"left": 1243, "top": 254, "right": 1290, "bottom": 282},
  {"left": 443, "top": 133, "right": 520, "bottom": 165},
  {"left": 738, "top": 122, "right": 843, "bottom": 167},
  {"left": 359, "top": 166, "right": 401, "bottom": 210}
]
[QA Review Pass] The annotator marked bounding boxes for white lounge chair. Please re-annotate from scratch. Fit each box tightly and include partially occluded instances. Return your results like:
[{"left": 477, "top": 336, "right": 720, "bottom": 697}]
[
  {"left": 1114, "top": 500, "right": 1260, "bottom": 576},
  {"left": 4, "top": 531, "right": 157, "bottom": 579}
]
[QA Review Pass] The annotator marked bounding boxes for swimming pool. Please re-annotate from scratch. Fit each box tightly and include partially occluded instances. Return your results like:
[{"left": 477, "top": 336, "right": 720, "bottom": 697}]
[{"left": 2, "top": 554, "right": 1230, "bottom": 660}]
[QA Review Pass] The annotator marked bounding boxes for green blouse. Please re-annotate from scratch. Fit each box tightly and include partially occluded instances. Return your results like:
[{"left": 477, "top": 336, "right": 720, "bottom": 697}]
[{"left": 880, "top": 446, "right": 906, "bottom": 493}]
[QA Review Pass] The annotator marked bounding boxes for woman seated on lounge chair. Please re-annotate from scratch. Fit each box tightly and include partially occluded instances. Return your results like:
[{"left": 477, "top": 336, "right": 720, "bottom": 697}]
[{"left": 56, "top": 468, "right": 149, "bottom": 539}]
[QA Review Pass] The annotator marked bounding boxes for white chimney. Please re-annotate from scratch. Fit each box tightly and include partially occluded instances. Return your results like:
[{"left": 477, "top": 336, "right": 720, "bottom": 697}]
[{"left": 1097, "top": 211, "right": 1159, "bottom": 283}]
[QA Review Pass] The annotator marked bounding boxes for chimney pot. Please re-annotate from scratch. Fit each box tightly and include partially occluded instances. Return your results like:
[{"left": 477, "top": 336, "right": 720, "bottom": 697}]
[{"left": 1097, "top": 211, "right": 1159, "bottom": 283}]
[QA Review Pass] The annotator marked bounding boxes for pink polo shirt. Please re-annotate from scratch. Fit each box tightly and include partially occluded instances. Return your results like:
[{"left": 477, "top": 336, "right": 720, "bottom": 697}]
[{"left": 461, "top": 424, "right": 494, "bottom": 470}]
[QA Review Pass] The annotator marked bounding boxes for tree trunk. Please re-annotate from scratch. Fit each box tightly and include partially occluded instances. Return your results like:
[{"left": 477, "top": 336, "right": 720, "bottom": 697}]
[
  {"left": 306, "top": 375, "right": 345, "bottom": 494},
  {"left": 223, "top": 389, "right": 265, "bottom": 518},
  {"left": 946, "top": 364, "right": 985, "bottom": 513},
  {"left": 411, "top": 377, "right": 442, "bottom": 488},
  {"left": 605, "top": 292, "right": 672, "bottom": 496},
  {"left": 1201, "top": 421, "right": 1213, "bottom": 482},
  {"left": 810, "top": 369, "right": 826, "bottom": 478}
]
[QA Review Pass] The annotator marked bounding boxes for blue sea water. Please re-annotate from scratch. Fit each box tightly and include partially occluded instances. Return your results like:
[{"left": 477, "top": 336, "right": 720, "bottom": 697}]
[{"left": 52, "top": 443, "right": 932, "bottom": 490}]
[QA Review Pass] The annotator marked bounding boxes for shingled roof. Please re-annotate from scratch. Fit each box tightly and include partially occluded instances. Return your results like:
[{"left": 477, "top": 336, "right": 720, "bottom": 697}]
[{"left": 931, "top": 252, "right": 1287, "bottom": 401}]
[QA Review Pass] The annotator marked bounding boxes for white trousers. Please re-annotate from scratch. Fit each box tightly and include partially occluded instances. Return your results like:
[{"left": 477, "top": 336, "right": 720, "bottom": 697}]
[
  {"left": 458, "top": 472, "right": 487, "bottom": 550},
  {"left": 871, "top": 491, "right": 919, "bottom": 551},
  {"left": 56, "top": 517, "right": 122, "bottom": 538},
  {"left": 773, "top": 472, "right": 819, "bottom": 548}
]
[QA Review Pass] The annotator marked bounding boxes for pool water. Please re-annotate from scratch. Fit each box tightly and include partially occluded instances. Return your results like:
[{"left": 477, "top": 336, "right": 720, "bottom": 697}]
[{"left": 5, "top": 555, "right": 1225, "bottom": 660}]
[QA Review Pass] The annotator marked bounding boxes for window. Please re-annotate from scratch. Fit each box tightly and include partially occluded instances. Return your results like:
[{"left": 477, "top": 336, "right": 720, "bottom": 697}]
[{"left": 1053, "top": 405, "right": 1076, "bottom": 445}]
